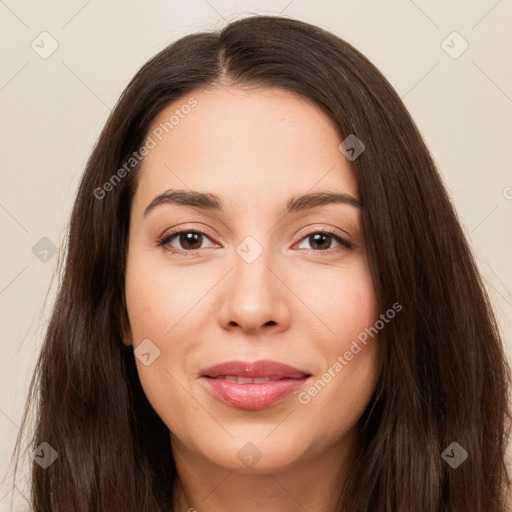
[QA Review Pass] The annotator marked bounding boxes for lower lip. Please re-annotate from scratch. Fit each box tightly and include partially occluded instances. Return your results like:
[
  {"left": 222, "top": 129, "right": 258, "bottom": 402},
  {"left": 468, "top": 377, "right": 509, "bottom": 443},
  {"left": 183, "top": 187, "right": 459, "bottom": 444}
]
[{"left": 201, "top": 377, "right": 309, "bottom": 409}]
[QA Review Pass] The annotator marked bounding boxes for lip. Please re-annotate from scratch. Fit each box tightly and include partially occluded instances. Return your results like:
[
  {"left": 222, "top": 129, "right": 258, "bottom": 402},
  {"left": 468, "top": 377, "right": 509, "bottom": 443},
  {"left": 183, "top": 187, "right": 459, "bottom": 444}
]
[
  {"left": 200, "top": 359, "right": 310, "bottom": 379},
  {"left": 200, "top": 360, "right": 311, "bottom": 410}
]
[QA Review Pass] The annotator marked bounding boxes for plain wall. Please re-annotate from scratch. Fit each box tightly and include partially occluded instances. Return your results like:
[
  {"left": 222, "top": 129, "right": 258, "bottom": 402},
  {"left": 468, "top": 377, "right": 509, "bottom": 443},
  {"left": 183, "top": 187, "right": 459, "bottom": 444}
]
[{"left": 1, "top": 1, "right": 511, "bottom": 508}]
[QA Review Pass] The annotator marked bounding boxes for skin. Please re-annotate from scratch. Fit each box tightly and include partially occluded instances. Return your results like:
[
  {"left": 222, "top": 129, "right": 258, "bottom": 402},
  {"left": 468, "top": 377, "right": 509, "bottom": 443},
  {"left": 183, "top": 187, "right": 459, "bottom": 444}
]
[{"left": 123, "top": 84, "right": 381, "bottom": 512}]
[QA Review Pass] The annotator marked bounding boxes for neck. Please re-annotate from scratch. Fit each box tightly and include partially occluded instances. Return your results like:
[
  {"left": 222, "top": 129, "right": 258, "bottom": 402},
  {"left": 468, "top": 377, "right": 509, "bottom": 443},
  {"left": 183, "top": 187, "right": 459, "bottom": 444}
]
[{"left": 170, "top": 429, "right": 357, "bottom": 512}]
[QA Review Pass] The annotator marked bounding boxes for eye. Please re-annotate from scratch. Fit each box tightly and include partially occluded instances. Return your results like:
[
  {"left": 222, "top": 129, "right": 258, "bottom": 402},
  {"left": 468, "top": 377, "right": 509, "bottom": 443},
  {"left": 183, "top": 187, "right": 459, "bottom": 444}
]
[
  {"left": 294, "top": 230, "right": 352, "bottom": 253},
  {"left": 157, "top": 229, "right": 217, "bottom": 254}
]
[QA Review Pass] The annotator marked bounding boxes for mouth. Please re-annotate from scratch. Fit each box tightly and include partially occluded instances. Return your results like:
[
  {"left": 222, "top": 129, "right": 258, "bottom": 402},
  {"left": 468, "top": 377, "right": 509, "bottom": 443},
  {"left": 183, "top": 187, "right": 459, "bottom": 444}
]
[{"left": 199, "top": 360, "right": 311, "bottom": 409}]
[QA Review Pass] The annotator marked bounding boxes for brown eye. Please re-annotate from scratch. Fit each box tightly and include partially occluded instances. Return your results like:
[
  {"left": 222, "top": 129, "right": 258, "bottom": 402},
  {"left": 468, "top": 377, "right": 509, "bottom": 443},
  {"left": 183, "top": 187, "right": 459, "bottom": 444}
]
[
  {"left": 158, "top": 230, "right": 215, "bottom": 253},
  {"left": 296, "top": 231, "right": 351, "bottom": 252}
]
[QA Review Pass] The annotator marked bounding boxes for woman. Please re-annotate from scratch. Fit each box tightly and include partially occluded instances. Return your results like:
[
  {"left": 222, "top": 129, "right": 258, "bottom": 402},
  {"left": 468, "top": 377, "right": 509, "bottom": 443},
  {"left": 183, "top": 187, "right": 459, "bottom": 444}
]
[{"left": 11, "top": 14, "right": 511, "bottom": 511}]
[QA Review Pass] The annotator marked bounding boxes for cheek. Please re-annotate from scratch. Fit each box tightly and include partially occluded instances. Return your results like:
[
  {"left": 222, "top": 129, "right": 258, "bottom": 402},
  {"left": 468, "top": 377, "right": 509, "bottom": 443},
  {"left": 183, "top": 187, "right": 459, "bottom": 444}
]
[
  {"left": 293, "top": 260, "right": 380, "bottom": 426},
  {"left": 123, "top": 248, "right": 225, "bottom": 394},
  {"left": 295, "top": 258, "right": 378, "bottom": 345},
  {"left": 125, "top": 254, "right": 207, "bottom": 341},
  {"left": 124, "top": 258, "right": 207, "bottom": 439}
]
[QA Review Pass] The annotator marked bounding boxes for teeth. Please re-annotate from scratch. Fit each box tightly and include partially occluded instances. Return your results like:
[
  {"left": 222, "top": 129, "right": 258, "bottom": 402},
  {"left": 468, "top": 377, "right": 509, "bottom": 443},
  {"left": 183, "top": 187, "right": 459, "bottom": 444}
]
[
  {"left": 252, "top": 377, "right": 274, "bottom": 383},
  {"left": 238, "top": 376, "right": 255, "bottom": 384},
  {"left": 216, "top": 376, "right": 276, "bottom": 384}
]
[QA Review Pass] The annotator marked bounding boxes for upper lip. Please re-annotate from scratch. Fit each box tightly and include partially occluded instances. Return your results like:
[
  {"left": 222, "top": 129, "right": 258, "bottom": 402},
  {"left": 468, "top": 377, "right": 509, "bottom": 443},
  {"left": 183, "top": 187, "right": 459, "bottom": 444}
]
[{"left": 200, "top": 360, "right": 311, "bottom": 379}]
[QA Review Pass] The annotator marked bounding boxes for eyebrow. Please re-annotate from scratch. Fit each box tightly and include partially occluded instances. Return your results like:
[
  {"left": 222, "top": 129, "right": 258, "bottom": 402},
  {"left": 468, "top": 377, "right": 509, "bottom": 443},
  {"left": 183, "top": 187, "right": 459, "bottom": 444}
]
[{"left": 143, "top": 189, "right": 362, "bottom": 217}]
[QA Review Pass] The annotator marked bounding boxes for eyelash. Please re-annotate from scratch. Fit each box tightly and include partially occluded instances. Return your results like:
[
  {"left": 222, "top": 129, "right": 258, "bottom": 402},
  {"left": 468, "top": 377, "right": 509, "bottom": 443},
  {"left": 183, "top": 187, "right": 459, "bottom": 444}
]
[{"left": 156, "top": 228, "right": 352, "bottom": 256}]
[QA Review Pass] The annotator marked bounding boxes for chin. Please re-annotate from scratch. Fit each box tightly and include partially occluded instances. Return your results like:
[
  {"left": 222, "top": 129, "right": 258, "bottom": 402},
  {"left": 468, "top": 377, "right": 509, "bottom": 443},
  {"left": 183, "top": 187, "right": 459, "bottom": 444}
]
[{"left": 192, "top": 435, "right": 306, "bottom": 473}]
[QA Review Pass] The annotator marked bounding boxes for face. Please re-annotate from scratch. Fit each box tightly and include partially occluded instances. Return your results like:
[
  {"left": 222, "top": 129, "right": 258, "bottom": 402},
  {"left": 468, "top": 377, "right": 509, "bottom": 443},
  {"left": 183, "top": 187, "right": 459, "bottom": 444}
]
[{"left": 124, "top": 84, "right": 381, "bottom": 474}]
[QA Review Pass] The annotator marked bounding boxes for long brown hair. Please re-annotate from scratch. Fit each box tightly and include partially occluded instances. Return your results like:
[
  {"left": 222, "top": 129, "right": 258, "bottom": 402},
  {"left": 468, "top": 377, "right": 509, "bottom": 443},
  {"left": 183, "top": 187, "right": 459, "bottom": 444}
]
[{"left": 10, "top": 14, "right": 512, "bottom": 511}]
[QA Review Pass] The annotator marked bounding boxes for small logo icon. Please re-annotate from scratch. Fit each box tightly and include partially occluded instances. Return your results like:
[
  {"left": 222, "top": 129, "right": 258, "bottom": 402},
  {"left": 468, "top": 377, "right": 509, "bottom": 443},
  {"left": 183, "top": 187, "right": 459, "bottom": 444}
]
[
  {"left": 338, "top": 134, "right": 365, "bottom": 161},
  {"left": 441, "top": 441, "right": 468, "bottom": 468},
  {"left": 31, "top": 31, "right": 59, "bottom": 59},
  {"left": 31, "top": 442, "right": 58, "bottom": 469},
  {"left": 441, "top": 31, "right": 469, "bottom": 59},
  {"left": 134, "top": 338, "right": 161, "bottom": 366},
  {"left": 236, "top": 236, "right": 263, "bottom": 264},
  {"left": 237, "top": 442, "right": 262, "bottom": 468},
  {"left": 32, "top": 237, "right": 58, "bottom": 263}
]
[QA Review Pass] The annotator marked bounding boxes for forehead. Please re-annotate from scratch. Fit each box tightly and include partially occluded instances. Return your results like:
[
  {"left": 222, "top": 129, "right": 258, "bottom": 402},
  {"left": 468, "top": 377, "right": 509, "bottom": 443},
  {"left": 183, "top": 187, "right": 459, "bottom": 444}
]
[{"left": 133, "top": 85, "right": 359, "bottom": 213}]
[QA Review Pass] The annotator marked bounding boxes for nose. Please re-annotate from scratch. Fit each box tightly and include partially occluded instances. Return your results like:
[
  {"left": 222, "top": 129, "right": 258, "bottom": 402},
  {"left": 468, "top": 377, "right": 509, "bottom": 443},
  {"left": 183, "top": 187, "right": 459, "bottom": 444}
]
[{"left": 217, "top": 244, "right": 291, "bottom": 335}]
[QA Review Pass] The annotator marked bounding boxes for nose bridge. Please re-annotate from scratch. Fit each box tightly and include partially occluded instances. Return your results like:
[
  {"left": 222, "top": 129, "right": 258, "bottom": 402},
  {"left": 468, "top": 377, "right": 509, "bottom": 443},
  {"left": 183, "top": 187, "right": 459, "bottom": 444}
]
[
  {"left": 233, "top": 232, "right": 276, "bottom": 304},
  {"left": 217, "top": 230, "right": 289, "bottom": 331}
]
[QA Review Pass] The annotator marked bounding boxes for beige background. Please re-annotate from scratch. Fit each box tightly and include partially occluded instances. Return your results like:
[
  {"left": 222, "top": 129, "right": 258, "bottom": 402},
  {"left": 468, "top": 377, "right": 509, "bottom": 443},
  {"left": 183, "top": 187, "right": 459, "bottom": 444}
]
[{"left": 1, "top": 1, "right": 511, "bottom": 509}]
